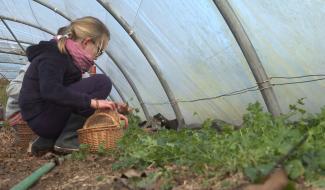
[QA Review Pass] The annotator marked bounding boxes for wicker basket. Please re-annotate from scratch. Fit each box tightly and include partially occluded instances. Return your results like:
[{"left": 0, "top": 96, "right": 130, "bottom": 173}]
[
  {"left": 77, "top": 110, "right": 124, "bottom": 152},
  {"left": 16, "top": 121, "right": 38, "bottom": 148}
]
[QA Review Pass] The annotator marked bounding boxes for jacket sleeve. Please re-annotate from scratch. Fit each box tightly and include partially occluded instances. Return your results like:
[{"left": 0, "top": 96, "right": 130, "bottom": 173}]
[
  {"left": 5, "top": 63, "right": 30, "bottom": 119},
  {"left": 37, "top": 56, "right": 91, "bottom": 109},
  {"left": 6, "top": 62, "right": 30, "bottom": 98}
]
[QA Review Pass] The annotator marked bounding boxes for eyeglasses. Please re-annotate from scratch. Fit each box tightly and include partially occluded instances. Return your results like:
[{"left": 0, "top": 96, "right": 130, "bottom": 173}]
[
  {"left": 95, "top": 47, "right": 104, "bottom": 58},
  {"left": 92, "top": 40, "right": 104, "bottom": 58}
]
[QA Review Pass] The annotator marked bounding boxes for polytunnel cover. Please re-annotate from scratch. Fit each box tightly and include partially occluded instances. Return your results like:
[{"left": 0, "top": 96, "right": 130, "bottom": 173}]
[{"left": 0, "top": 0, "right": 324, "bottom": 126}]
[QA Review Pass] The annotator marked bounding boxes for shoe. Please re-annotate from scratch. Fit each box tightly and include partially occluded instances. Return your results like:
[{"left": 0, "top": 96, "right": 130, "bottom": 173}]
[
  {"left": 31, "top": 137, "right": 55, "bottom": 156},
  {"left": 54, "top": 113, "right": 86, "bottom": 154},
  {"left": 54, "top": 130, "right": 80, "bottom": 154},
  {"left": 54, "top": 145, "right": 79, "bottom": 154}
]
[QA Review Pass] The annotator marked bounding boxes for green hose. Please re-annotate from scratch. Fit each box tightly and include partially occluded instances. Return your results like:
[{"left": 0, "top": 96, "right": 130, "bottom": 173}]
[
  {"left": 10, "top": 156, "right": 67, "bottom": 190},
  {"left": 10, "top": 162, "right": 55, "bottom": 190}
]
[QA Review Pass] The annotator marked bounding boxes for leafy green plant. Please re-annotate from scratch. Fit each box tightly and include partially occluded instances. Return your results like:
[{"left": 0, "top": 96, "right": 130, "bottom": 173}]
[
  {"left": 127, "top": 111, "right": 141, "bottom": 128},
  {"left": 111, "top": 100, "right": 325, "bottom": 187},
  {"left": 97, "top": 142, "right": 107, "bottom": 156},
  {"left": 71, "top": 144, "right": 90, "bottom": 160}
]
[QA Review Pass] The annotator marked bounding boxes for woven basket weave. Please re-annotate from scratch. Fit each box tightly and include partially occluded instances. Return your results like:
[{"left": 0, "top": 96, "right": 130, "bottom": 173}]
[
  {"left": 77, "top": 110, "right": 124, "bottom": 152},
  {"left": 16, "top": 121, "right": 38, "bottom": 148}
]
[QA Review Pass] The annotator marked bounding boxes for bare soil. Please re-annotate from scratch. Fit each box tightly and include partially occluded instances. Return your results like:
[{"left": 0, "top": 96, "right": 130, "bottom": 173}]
[{"left": 0, "top": 127, "right": 320, "bottom": 190}]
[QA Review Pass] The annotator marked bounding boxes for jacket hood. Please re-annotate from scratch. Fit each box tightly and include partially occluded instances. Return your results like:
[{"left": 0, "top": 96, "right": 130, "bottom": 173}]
[{"left": 26, "top": 40, "right": 58, "bottom": 62}]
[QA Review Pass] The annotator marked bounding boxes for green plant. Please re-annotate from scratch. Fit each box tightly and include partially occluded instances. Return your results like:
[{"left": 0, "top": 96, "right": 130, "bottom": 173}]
[
  {"left": 97, "top": 142, "right": 107, "bottom": 156},
  {"left": 71, "top": 144, "right": 90, "bottom": 160},
  {"left": 112, "top": 100, "right": 325, "bottom": 187},
  {"left": 127, "top": 111, "right": 141, "bottom": 128}
]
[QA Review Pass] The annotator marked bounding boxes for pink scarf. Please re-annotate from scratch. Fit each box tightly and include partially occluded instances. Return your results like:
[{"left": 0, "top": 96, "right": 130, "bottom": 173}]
[{"left": 64, "top": 38, "right": 94, "bottom": 73}]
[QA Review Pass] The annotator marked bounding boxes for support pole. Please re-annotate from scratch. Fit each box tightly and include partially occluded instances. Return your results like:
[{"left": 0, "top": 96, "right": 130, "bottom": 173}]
[
  {"left": 97, "top": 0, "right": 186, "bottom": 128},
  {"left": 1, "top": 18, "right": 26, "bottom": 54},
  {"left": 0, "top": 62, "right": 26, "bottom": 66},
  {"left": 213, "top": 0, "right": 281, "bottom": 116},
  {"left": 0, "top": 37, "right": 34, "bottom": 46},
  {"left": 95, "top": 63, "right": 126, "bottom": 102},
  {"left": 0, "top": 49, "right": 25, "bottom": 56},
  {"left": 0, "top": 15, "right": 55, "bottom": 35}
]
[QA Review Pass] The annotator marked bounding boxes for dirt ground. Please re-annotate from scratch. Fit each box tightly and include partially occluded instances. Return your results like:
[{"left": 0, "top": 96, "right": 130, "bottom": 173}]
[
  {"left": 0, "top": 147, "right": 235, "bottom": 190},
  {"left": 0, "top": 126, "right": 49, "bottom": 190},
  {"left": 0, "top": 139, "right": 47, "bottom": 190},
  {"left": 0, "top": 145, "right": 244, "bottom": 190},
  {"left": 0, "top": 127, "right": 123, "bottom": 190},
  {"left": 0, "top": 127, "right": 322, "bottom": 190},
  {"left": 0, "top": 126, "right": 246, "bottom": 190}
]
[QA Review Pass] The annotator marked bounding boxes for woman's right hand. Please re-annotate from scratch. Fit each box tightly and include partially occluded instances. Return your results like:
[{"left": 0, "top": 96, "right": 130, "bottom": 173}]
[{"left": 90, "top": 99, "right": 116, "bottom": 110}]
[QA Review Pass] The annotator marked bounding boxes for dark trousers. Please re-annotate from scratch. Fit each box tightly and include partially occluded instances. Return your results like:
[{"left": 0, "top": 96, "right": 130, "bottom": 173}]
[{"left": 28, "top": 74, "right": 112, "bottom": 139}]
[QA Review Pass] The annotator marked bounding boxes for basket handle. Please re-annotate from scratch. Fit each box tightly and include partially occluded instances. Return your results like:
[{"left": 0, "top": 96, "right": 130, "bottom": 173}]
[
  {"left": 83, "top": 112, "right": 120, "bottom": 129},
  {"left": 94, "top": 109, "right": 120, "bottom": 122}
]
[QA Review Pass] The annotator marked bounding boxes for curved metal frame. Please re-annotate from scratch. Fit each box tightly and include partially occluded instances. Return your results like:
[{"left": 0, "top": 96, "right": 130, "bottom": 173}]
[
  {"left": 32, "top": 0, "right": 151, "bottom": 120},
  {"left": 0, "top": 69, "right": 20, "bottom": 72},
  {"left": 0, "top": 15, "right": 55, "bottom": 35},
  {"left": 0, "top": 49, "right": 25, "bottom": 56},
  {"left": 0, "top": 61, "right": 26, "bottom": 66},
  {"left": 213, "top": 0, "right": 281, "bottom": 116},
  {"left": 1, "top": 18, "right": 26, "bottom": 54},
  {"left": 0, "top": 36, "right": 36, "bottom": 45},
  {"left": 97, "top": 0, "right": 185, "bottom": 128}
]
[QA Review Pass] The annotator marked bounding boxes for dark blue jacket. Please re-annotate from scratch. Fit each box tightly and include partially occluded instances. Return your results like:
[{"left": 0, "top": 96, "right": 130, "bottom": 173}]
[{"left": 19, "top": 40, "right": 91, "bottom": 121}]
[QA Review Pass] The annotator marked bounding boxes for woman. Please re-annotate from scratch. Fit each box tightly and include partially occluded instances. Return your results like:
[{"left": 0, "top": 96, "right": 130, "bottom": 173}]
[{"left": 19, "top": 16, "right": 128, "bottom": 155}]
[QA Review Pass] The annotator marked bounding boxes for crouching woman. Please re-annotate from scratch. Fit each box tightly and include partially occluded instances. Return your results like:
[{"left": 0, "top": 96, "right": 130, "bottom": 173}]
[{"left": 19, "top": 16, "right": 128, "bottom": 155}]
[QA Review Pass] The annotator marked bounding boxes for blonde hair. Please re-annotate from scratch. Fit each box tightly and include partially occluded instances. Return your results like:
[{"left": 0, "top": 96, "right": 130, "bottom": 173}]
[{"left": 57, "top": 16, "right": 110, "bottom": 54}]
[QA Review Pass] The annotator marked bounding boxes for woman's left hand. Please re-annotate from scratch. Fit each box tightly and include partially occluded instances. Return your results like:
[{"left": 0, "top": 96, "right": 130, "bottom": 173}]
[{"left": 119, "top": 113, "right": 129, "bottom": 128}]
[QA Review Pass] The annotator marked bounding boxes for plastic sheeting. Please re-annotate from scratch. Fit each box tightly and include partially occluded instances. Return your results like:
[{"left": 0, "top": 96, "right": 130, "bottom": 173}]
[{"left": 0, "top": 0, "right": 324, "bottom": 125}]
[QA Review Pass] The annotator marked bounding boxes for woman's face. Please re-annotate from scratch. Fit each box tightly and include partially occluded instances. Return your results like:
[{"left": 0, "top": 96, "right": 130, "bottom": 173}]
[{"left": 81, "top": 38, "right": 104, "bottom": 60}]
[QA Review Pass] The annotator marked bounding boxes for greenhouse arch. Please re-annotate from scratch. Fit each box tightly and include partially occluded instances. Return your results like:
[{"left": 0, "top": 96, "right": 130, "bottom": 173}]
[{"left": 0, "top": 0, "right": 324, "bottom": 125}]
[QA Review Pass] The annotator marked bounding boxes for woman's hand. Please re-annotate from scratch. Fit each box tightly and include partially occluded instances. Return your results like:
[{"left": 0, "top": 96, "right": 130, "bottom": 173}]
[
  {"left": 119, "top": 114, "right": 129, "bottom": 128},
  {"left": 90, "top": 99, "right": 116, "bottom": 110}
]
